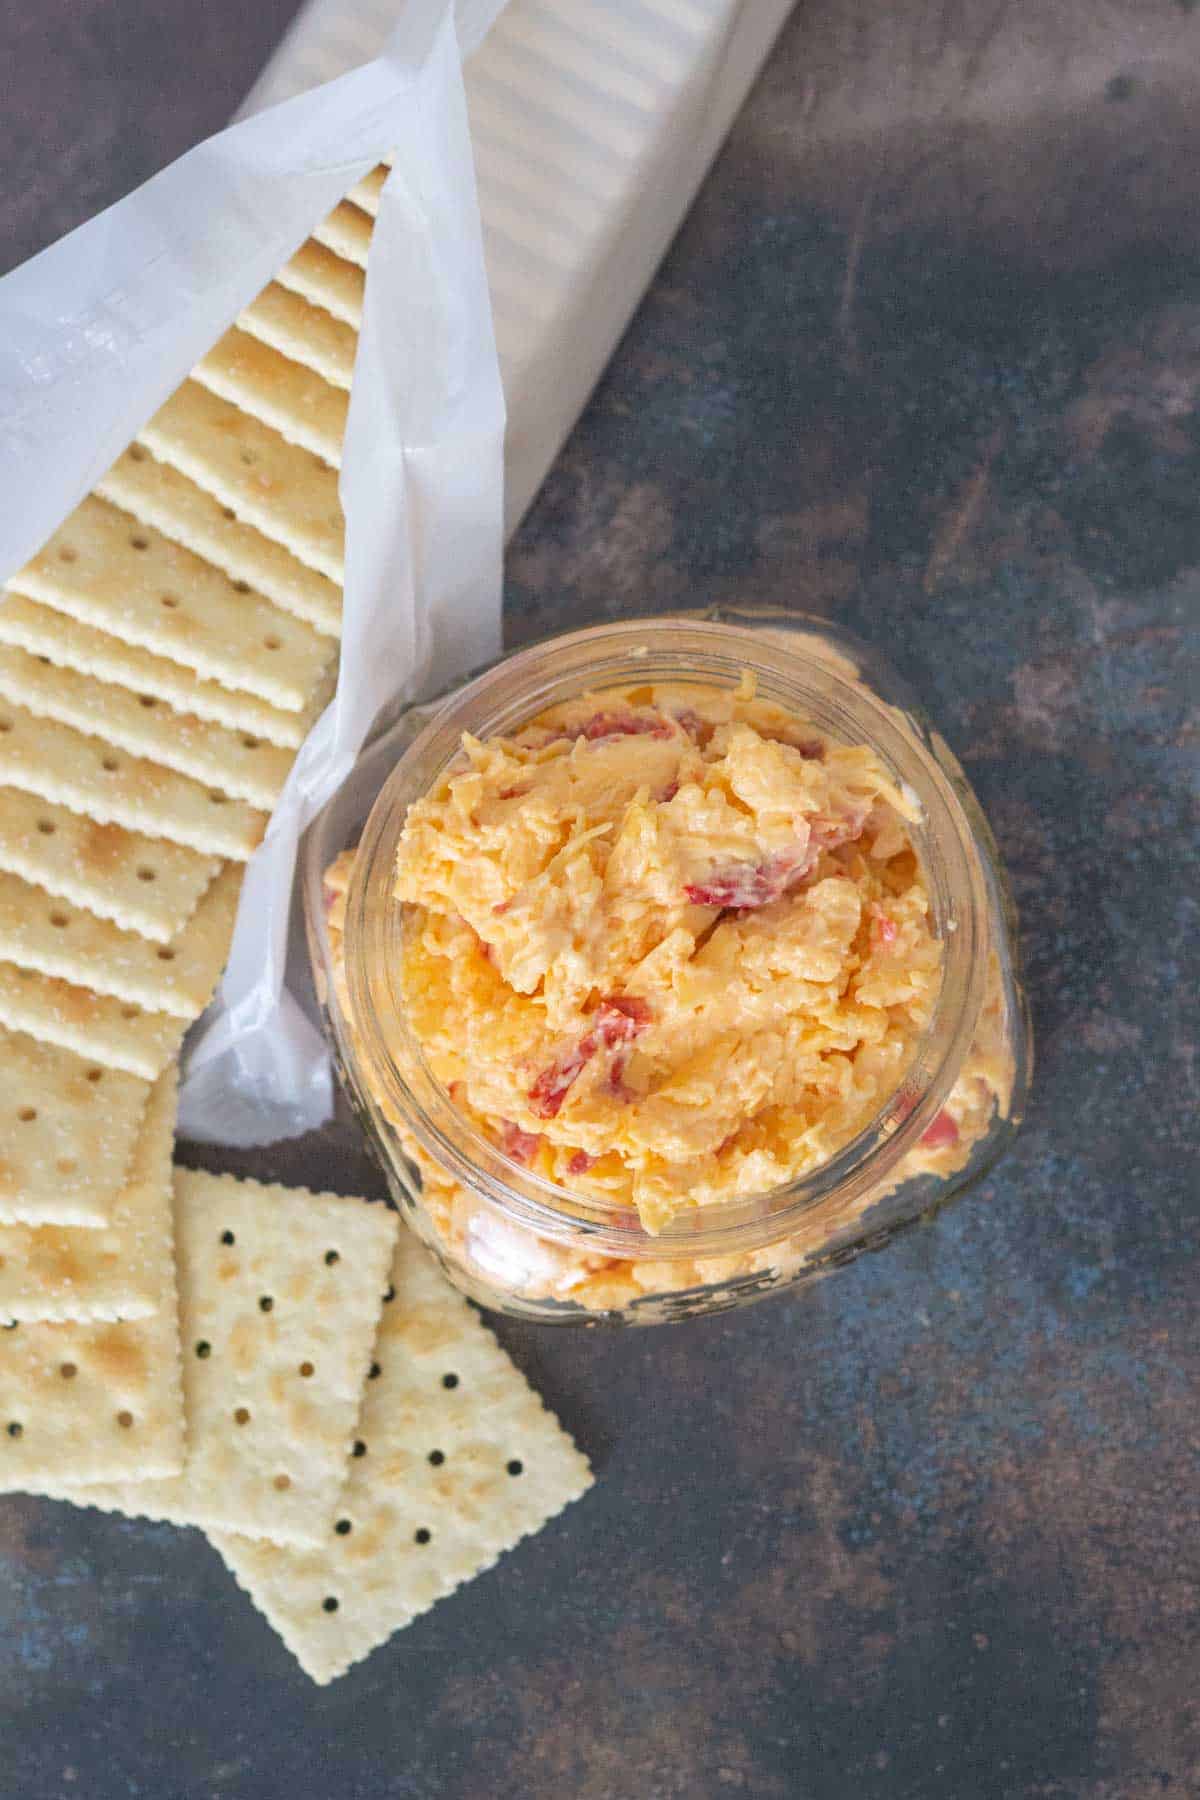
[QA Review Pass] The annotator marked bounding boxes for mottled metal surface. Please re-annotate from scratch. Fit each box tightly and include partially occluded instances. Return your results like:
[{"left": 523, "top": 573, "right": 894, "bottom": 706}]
[{"left": 2, "top": 2, "right": 1199, "bottom": 1795}]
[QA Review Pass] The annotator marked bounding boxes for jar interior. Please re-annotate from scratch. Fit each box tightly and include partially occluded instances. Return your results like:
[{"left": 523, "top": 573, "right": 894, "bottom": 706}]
[{"left": 337, "top": 618, "right": 994, "bottom": 1264}]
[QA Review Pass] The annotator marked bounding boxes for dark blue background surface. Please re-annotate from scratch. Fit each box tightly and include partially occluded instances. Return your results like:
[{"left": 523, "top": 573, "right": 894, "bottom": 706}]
[{"left": 2, "top": 3, "right": 1198, "bottom": 1795}]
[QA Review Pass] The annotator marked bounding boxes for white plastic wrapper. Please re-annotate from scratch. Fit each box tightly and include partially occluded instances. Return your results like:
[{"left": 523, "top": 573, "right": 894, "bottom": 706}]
[{"left": 0, "top": 0, "right": 508, "bottom": 1145}]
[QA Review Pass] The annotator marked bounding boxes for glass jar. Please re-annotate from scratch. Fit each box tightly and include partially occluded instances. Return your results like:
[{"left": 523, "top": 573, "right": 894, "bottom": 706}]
[{"left": 302, "top": 609, "right": 1031, "bottom": 1325}]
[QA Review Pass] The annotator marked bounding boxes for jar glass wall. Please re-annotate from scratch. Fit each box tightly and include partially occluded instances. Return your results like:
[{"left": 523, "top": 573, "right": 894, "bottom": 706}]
[{"left": 303, "top": 610, "right": 1031, "bottom": 1325}]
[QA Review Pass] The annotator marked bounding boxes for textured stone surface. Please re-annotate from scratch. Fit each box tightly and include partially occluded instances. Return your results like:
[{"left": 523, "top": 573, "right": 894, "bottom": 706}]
[{"left": 2, "top": 2, "right": 1198, "bottom": 1796}]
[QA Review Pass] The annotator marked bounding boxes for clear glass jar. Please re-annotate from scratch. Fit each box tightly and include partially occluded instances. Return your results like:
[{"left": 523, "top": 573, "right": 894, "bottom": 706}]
[{"left": 302, "top": 609, "right": 1031, "bottom": 1325}]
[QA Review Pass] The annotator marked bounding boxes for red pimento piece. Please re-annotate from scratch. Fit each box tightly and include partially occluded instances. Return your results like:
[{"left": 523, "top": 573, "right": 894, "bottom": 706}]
[
  {"left": 565, "top": 1149, "right": 598, "bottom": 1177},
  {"left": 920, "top": 1110, "right": 960, "bottom": 1150},
  {"left": 794, "top": 738, "right": 826, "bottom": 761},
  {"left": 872, "top": 906, "right": 898, "bottom": 947},
  {"left": 672, "top": 706, "right": 713, "bottom": 745},
  {"left": 528, "top": 996, "right": 651, "bottom": 1118},
  {"left": 658, "top": 779, "right": 680, "bottom": 803},
  {"left": 577, "top": 710, "right": 673, "bottom": 742},
  {"left": 498, "top": 1120, "right": 542, "bottom": 1165},
  {"left": 684, "top": 844, "right": 814, "bottom": 911}
]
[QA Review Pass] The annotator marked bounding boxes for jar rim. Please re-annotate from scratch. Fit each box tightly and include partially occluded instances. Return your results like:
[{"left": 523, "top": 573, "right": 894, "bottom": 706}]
[{"left": 340, "top": 613, "right": 991, "bottom": 1260}]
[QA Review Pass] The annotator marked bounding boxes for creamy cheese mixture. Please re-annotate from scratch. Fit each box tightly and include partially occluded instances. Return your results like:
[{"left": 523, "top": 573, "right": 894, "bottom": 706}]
[{"left": 388, "top": 679, "right": 943, "bottom": 1235}]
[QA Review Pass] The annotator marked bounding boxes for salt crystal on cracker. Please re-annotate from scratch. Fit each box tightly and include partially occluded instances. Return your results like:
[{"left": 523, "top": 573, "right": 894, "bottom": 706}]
[
  {"left": 0, "top": 593, "right": 328, "bottom": 750},
  {"left": 0, "top": 1025, "right": 149, "bottom": 1227},
  {"left": 0, "top": 642, "right": 295, "bottom": 810},
  {"left": 0, "top": 1067, "right": 177, "bottom": 1324},
  {"left": 39, "top": 1171, "right": 398, "bottom": 1547},
  {"left": 0, "top": 863, "right": 240, "bottom": 1021},
  {"left": 0, "top": 787, "right": 220, "bottom": 945},
  {"left": 140, "top": 383, "right": 345, "bottom": 585},
  {"left": 10, "top": 494, "right": 332, "bottom": 712},
  {"left": 194, "top": 330, "right": 347, "bottom": 469},
  {"left": 0, "top": 700, "right": 267, "bottom": 861},
  {"left": 211, "top": 1232, "right": 592, "bottom": 1684},
  {"left": 0, "top": 1066, "right": 182, "bottom": 1483}
]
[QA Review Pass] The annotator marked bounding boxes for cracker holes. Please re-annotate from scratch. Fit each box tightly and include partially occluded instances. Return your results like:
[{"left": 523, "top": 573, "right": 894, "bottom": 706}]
[
  {"left": 352, "top": 1440, "right": 367, "bottom": 1459},
  {"left": 427, "top": 1450, "right": 445, "bottom": 1468},
  {"left": 195, "top": 1340, "right": 211, "bottom": 1359},
  {"left": 36, "top": 818, "right": 55, "bottom": 835},
  {"left": 507, "top": 1460, "right": 524, "bottom": 1478},
  {"left": 136, "top": 866, "right": 157, "bottom": 883},
  {"left": 322, "top": 1597, "right": 339, "bottom": 1613},
  {"left": 234, "top": 1408, "right": 251, "bottom": 1426},
  {"left": 441, "top": 1373, "right": 459, "bottom": 1390},
  {"left": 231, "top": 581, "right": 251, "bottom": 595},
  {"left": 129, "top": 535, "right": 149, "bottom": 552},
  {"left": 100, "top": 756, "right": 121, "bottom": 774},
  {"left": 139, "top": 695, "right": 158, "bottom": 708},
  {"left": 57, "top": 545, "right": 78, "bottom": 564},
  {"left": 298, "top": 1361, "right": 315, "bottom": 1379},
  {"left": 120, "top": 1006, "right": 139, "bottom": 1021},
  {"left": 156, "top": 948, "right": 176, "bottom": 962},
  {"left": 414, "top": 1528, "right": 432, "bottom": 1546},
  {"left": 221, "top": 1230, "right": 235, "bottom": 1245},
  {"left": 382, "top": 1285, "right": 395, "bottom": 1305},
  {"left": 239, "top": 450, "right": 258, "bottom": 468},
  {"left": 116, "top": 1411, "right": 134, "bottom": 1430},
  {"left": 7, "top": 1422, "right": 22, "bottom": 1438},
  {"left": 259, "top": 1296, "right": 273, "bottom": 1313},
  {"left": 48, "top": 911, "right": 69, "bottom": 929},
  {"left": 241, "top": 736, "right": 260, "bottom": 751},
  {"left": 367, "top": 1362, "right": 381, "bottom": 1381},
  {"left": 128, "top": 445, "right": 148, "bottom": 463},
  {"left": 262, "top": 635, "right": 282, "bottom": 652},
  {"left": 17, "top": 1107, "right": 36, "bottom": 1123},
  {"left": 273, "top": 1473, "right": 291, "bottom": 1492},
  {"left": 60, "top": 1363, "right": 77, "bottom": 1380},
  {"left": 222, "top": 507, "right": 236, "bottom": 521},
  {"left": 0, "top": 718, "right": 12, "bottom": 734},
  {"left": 86, "top": 1069, "right": 103, "bottom": 1083},
  {"left": 335, "top": 1519, "right": 352, "bottom": 1536},
  {"left": 57, "top": 1158, "right": 77, "bottom": 1177},
  {"left": 160, "top": 594, "right": 179, "bottom": 610},
  {"left": 324, "top": 1250, "right": 339, "bottom": 1266},
  {"left": 208, "top": 792, "right": 229, "bottom": 806}
]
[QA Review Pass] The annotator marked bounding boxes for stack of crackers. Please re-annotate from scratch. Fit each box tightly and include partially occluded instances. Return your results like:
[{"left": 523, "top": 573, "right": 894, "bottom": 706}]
[{"left": 0, "top": 172, "right": 592, "bottom": 1681}]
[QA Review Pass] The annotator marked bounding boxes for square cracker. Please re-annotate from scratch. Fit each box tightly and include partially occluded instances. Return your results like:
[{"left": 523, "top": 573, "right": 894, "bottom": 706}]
[
  {"left": 0, "top": 592, "right": 329, "bottom": 749},
  {"left": 312, "top": 201, "right": 373, "bottom": 270},
  {"left": 0, "top": 961, "right": 185, "bottom": 1081},
  {"left": 211, "top": 1232, "right": 593, "bottom": 1684},
  {"left": 276, "top": 239, "right": 365, "bottom": 330},
  {"left": 0, "top": 699, "right": 267, "bottom": 861},
  {"left": 10, "top": 494, "right": 333, "bottom": 712},
  {"left": 0, "top": 786, "right": 220, "bottom": 945},
  {"left": 139, "top": 383, "right": 345, "bottom": 585},
  {"left": 0, "top": 1066, "right": 177, "bottom": 1324},
  {"left": 97, "top": 449, "right": 341, "bottom": 638},
  {"left": 0, "top": 863, "right": 241, "bottom": 1022},
  {"left": 194, "top": 329, "right": 347, "bottom": 469},
  {"left": 238, "top": 283, "right": 356, "bottom": 394},
  {"left": 0, "top": 1024, "right": 148, "bottom": 1227},
  {"left": 0, "top": 642, "right": 294, "bottom": 810},
  {"left": 346, "top": 165, "right": 388, "bottom": 217},
  {"left": 41, "top": 1171, "right": 398, "bottom": 1546},
  {"left": 0, "top": 1068, "right": 183, "bottom": 1483}
]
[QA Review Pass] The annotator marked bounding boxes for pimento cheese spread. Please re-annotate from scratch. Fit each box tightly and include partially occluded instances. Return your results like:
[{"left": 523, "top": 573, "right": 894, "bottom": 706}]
[{"left": 387, "top": 678, "right": 944, "bottom": 1234}]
